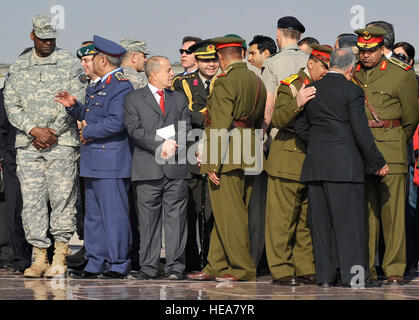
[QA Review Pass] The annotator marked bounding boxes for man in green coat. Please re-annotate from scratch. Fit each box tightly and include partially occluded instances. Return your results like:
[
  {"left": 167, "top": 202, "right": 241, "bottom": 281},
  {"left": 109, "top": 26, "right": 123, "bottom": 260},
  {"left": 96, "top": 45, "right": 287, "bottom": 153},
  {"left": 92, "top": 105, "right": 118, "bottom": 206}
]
[
  {"left": 186, "top": 36, "right": 267, "bottom": 281},
  {"left": 354, "top": 27, "right": 419, "bottom": 285},
  {"left": 265, "top": 44, "right": 332, "bottom": 286}
]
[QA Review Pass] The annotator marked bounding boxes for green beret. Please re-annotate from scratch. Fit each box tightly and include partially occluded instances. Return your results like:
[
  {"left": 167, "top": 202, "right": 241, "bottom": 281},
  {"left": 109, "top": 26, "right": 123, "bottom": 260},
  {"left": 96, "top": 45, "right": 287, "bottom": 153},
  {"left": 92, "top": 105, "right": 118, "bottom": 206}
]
[{"left": 76, "top": 44, "right": 97, "bottom": 59}]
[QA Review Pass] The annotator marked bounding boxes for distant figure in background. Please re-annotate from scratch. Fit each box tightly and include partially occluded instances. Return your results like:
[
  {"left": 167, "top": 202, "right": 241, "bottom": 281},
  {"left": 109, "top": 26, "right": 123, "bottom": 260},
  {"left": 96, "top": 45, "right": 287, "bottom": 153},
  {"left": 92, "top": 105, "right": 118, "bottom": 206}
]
[
  {"left": 248, "top": 35, "right": 277, "bottom": 71},
  {"left": 298, "top": 37, "right": 319, "bottom": 54},
  {"left": 178, "top": 36, "right": 202, "bottom": 76},
  {"left": 0, "top": 83, "right": 32, "bottom": 274},
  {"left": 393, "top": 41, "right": 419, "bottom": 275},
  {"left": 120, "top": 38, "right": 150, "bottom": 89},
  {"left": 334, "top": 33, "right": 359, "bottom": 61}
]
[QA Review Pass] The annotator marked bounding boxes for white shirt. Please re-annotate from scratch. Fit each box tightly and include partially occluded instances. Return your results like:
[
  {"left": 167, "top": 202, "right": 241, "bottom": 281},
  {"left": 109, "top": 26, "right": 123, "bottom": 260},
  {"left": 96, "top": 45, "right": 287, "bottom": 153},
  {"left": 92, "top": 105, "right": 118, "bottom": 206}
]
[{"left": 148, "top": 83, "right": 164, "bottom": 105}]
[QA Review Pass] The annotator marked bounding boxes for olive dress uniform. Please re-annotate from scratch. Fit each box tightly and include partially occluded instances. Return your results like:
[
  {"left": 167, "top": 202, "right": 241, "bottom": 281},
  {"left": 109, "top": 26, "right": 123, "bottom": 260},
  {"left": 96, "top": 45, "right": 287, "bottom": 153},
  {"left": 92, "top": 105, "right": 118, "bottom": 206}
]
[
  {"left": 172, "top": 69, "right": 215, "bottom": 271},
  {"left": 199, "top": 38, "right": 267, "bottom": 281},
  {"left": 354, "top": 28, "right": 419, "bottom": 280},
  {"left": 265, "top": 68, "right": 315, "bottom": 282}
]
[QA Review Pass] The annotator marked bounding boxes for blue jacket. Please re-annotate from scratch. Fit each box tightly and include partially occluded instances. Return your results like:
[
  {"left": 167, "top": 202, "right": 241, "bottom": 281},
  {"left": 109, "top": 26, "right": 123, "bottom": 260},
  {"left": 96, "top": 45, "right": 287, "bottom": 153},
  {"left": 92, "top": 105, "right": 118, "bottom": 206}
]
[{"left": 67, "top": 70, "right": 134, "bottom": 178}]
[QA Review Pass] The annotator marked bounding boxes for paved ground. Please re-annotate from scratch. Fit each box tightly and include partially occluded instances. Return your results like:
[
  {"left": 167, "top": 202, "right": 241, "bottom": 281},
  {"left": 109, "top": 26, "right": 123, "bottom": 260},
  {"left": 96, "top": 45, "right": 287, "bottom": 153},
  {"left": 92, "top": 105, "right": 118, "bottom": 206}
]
[{"left": 0, "top": 266, "right": 418, "bottom": 300}]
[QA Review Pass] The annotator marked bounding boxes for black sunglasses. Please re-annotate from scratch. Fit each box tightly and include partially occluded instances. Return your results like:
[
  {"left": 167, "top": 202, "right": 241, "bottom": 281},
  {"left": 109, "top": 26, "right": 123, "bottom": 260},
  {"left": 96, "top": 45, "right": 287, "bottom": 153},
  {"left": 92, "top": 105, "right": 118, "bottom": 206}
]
[
  {"left": 179, "top": 49, "right": 193, "bottom": 55},
  {"left": 395, "top": 52, "right": 410, "bottom": 64}
]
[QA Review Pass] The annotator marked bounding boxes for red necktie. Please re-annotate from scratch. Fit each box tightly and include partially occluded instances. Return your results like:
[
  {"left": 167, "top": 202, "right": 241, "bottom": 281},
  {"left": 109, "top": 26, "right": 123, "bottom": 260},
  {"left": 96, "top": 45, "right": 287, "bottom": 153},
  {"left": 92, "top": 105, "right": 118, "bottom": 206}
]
[{"left": 157, "top": 90, "right": 165, "bottom": 115}]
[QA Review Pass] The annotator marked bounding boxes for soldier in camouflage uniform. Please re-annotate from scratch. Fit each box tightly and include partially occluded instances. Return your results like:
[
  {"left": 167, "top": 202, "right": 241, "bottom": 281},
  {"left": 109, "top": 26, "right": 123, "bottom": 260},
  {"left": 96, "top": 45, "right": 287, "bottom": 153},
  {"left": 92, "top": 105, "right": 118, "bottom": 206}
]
[
  {"left": 120, "top": 38, "right": 150, "bottom": 89},
  {"left": 354, "top": 27, "right": 419, "bottom": 285},
  {"left": 3, "top": 15, "right": 87, "bottom": 278}
]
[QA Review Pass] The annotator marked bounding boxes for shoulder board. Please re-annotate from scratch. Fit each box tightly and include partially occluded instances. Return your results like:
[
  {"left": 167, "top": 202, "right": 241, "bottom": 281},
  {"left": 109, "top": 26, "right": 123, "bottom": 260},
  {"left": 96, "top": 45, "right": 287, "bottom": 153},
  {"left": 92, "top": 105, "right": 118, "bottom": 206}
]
[
  {"left": 280, "top": 74, "right": 299, "bottom": 86},
  {"left": 389, "top": 57, "right": 412, "bottom": 71},
  {"left": 115, "top": 71, "right": 129, "bottom": 81},
  {"left": 217, "top": 65, "right": 233, "bottom": 78},
  {"left": 183, "top": 73, "right": 197, "bottom": 79}
]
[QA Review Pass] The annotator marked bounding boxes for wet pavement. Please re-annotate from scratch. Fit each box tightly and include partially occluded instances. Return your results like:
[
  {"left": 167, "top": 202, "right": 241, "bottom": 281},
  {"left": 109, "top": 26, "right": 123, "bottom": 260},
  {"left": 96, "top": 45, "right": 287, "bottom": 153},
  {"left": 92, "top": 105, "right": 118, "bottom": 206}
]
[{"left": 0, "top": 267, "right": 418, "bottom": 300}]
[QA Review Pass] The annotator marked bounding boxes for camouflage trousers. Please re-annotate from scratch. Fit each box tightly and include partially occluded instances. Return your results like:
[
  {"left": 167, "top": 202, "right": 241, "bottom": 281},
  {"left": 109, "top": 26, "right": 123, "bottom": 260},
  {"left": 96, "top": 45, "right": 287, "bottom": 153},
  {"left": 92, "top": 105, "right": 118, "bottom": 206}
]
[{"left": 16, "top": 144, "right": 79, "bottom": 249}]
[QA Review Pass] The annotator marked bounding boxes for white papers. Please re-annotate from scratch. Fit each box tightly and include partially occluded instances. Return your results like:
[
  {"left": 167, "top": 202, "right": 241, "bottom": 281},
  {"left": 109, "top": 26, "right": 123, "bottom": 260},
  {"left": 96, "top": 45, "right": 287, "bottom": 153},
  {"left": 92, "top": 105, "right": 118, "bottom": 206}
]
[{"left": 156, "top": 124, "right": 176, "bottom": 140}]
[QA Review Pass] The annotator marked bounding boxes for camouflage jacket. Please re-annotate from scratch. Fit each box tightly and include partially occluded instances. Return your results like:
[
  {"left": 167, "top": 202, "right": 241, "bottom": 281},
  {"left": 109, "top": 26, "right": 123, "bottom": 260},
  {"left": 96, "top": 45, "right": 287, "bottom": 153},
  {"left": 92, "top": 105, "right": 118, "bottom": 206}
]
[
  {"left": 4, "top": 48, "right": 87, "bottom": 148},
  {"left": 122, "top": 65, "right": 147, "bottom": 89}
]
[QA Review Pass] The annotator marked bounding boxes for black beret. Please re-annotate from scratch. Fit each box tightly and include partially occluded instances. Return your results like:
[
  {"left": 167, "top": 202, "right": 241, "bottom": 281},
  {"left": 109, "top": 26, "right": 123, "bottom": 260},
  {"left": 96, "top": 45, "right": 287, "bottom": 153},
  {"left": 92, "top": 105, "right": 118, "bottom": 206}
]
[{"left": 277, "top": 16, "right": 305, "bottom": 33}]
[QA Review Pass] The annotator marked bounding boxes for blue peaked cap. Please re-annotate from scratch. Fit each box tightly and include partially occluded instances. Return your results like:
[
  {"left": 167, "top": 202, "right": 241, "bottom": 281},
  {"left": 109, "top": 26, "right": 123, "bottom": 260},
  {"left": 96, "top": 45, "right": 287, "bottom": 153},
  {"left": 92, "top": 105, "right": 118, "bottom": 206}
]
[{"left": 93, "top": 35, "right": 126, "bottom": 57}]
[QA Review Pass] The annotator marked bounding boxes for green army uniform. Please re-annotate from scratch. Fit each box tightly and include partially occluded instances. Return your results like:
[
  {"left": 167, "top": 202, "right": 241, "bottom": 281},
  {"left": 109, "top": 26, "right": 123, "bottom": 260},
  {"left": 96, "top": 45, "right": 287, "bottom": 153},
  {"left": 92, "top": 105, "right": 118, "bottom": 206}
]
[
  {"left": 200, "top": 37, "right": 267, "bottom": 281},
  {"left": 171, "top": 40, "right": 217, "bottom": 270},
  {"left": 354, "top": 27, "right": 419, "bottom": 279},
  {"left": 265, "top": 68, "right": 315, "bottom": 281}
]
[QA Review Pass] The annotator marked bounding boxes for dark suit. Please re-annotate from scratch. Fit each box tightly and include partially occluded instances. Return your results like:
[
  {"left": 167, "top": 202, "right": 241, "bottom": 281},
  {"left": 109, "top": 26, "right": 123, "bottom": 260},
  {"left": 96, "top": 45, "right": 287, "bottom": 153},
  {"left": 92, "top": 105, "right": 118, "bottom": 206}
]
[
  {"left": 67, "top": 69, "right": 134, "bottom": 275},
  {"left": 0, "top": 87, "right": 32, "bottom": 270},
  {"left": 124, "top": 85, "right": 191, "bottom": 277},
  {"left": 294, "top": 72, "right": 386, "bottom": 284}
]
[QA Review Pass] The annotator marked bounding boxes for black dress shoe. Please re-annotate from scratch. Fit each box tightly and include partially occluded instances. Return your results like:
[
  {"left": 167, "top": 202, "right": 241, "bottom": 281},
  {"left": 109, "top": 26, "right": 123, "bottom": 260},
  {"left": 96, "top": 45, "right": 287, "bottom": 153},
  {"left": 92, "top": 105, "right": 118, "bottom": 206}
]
[
  {"left": 167, "top": 273, "right": 184, "bottom": 280},
  {"left": 66, "top": 247, "right": 86, "bottom": 265},
  {"left": 127, "top": 271, "right": 156, "bottom": 280},
  {"left": 100, "top": 271, "right": 126, "bottom": 279},
  {"left": 297, "top": 274, "right": 317, "bottom": 285},
  {"left": 272, "top": 276, "right": 300, "bottom": 286},
  {"left": 68, "top": 269, "right": 100, "bottom": 279}
]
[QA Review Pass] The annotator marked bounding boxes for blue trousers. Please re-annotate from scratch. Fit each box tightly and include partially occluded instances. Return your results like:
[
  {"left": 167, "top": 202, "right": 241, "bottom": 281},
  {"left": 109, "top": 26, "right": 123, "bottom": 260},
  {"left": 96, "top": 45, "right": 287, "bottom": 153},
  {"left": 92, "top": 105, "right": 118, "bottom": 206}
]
[{"left": 83, "top": 178, "right": 132, "bottom": 274}]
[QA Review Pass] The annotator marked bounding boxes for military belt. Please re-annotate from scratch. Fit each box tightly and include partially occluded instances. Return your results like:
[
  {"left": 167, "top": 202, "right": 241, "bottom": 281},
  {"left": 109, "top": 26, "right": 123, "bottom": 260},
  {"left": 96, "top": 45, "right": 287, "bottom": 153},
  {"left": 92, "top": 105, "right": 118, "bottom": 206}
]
[
  {"left": 368, "top": 119, "right": 401, "bottom": 128},
  {"left": 233, "top": 120, "right": 255, "bottom": 128}
]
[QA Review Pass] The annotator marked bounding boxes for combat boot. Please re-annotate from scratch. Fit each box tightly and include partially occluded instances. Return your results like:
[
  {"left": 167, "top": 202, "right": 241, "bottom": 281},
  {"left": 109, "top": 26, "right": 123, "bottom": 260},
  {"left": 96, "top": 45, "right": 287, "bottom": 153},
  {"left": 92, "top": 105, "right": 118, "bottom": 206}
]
[
  {"left": 24, "top": 247, "right": 50, "bottom": 278},
  {"left": 44, "top": 242, "right": 69, "bottom": 278}
]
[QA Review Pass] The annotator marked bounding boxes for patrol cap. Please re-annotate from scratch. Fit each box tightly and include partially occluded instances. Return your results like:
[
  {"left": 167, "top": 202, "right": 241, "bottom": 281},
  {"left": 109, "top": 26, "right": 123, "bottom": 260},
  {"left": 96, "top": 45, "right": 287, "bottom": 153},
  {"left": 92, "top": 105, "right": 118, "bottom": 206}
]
[
  {"left": 211, "top": 36, "right": 246, "bottom": 50},
  {"left": 93, "top": 35, "right": 126, "bottom": 57},
  {"left": 32, "top": 14, "right": 57, "bottom": 39},
  {"left": 224, "top": 34, "right": 247, "bottom": 50},
  {"left": 188, "top": 40, "right": 217, "bottom": 60},
  {"left": 355, "top": 26, "right": 387, "bottom": 50},
  {"left": 76, "top": 44, "right": 97, "bottom": 59},
  {"left": 310, "top": 44, "right": 333, "bottom": 65},
  {"left": 120, "top": 38, "right": 151, "bottom": 55},
  {"left": 277, "top": 16, "right": 305, "bottom": 33}
]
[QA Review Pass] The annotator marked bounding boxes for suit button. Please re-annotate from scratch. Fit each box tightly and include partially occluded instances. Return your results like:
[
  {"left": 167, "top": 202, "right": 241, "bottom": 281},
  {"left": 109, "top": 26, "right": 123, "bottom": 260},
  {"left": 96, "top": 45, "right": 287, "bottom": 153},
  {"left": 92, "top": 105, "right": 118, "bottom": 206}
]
[
  {"left": 102, "top": 145, "right": 106, "bottom": 149},
  {"left": 96, "top": 102, "right": 99, "bottom": 106},
  {"left": 364, "top": 84, "right": 368, "bottom": 88},
  {"left": 86, "top": 109, "right": 90, "bottom": 112},
  {"left": 294, "top": 147, "right": 297, "bottom": 151},
  {"left": 90, "top": 95, "right": 94, "bottom": 98}
]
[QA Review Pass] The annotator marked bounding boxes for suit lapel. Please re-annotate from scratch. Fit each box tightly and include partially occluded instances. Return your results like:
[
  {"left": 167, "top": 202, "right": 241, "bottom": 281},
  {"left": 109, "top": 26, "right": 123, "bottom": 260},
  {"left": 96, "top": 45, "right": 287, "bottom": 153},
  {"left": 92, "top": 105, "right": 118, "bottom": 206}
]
[{"left": 143, "top": 86, "right": 164, "bottom": 116}]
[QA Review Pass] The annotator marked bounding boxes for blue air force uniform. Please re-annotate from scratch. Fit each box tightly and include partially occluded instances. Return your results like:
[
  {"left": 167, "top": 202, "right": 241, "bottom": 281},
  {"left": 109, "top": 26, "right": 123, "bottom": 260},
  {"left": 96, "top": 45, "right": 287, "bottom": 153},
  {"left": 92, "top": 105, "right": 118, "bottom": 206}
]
[{"left": 66, "top": 35, "right": 134, "bottom": 275}]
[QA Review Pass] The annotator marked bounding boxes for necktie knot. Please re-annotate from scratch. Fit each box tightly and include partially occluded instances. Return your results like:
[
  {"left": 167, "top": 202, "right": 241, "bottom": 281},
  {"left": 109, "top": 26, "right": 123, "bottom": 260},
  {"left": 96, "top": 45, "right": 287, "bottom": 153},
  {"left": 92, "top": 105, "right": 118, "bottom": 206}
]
[{"left": 157, "top": 90, "right": 164, "bottom": 97}]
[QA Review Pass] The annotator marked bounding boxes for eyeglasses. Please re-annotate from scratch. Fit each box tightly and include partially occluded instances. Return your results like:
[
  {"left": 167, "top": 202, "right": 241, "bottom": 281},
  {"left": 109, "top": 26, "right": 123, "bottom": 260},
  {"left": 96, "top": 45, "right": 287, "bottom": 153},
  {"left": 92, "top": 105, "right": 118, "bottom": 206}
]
[{"left": 179, "top": 49, "right": 193, "bottom": 55}]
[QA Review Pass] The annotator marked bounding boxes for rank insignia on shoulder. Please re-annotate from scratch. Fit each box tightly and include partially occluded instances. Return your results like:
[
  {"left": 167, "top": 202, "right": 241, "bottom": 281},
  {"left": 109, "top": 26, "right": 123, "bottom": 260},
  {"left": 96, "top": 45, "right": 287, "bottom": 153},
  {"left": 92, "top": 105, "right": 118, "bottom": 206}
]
[
  {"left": 389, "top": 57, "right": 412, "bottom": 71},
  {"left": 356, "top": 64, "right": 361, "bottom": 72},
  {"left": 106, "top": 75, "right": 112, "bottom": 84},
  {"left": 380, "top": 60, "right": 388, "bottom": 71},
  {"left": 280, "top": 74, "right": 299, "bottom": 86},
  {"left": 115, "top": 72, "right": 129, "bottom": 81},
  {"left": 218, "top": 65, "right": 233, "bottom": 78}
]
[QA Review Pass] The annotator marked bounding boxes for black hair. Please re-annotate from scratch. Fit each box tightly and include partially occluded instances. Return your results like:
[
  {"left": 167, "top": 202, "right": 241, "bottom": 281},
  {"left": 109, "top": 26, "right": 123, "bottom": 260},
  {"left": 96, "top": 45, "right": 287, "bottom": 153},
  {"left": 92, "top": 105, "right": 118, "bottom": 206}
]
[
  {"left": 182, "top": 36, "right": 202, "bottom": 45},
  {"left": 338, "top": 34, "right": 357, "bottom": 48},
  {"left": 249, "top": 35, "right": 277, "bottom": 55},
  {"left": 366, "top": 20, "right": 395, "bottom": 50},
  {"left": 298, "top": 37, "right": 319, "bottom": 47},
  {"left": 393, "top": 41, "right": 415, "bottom": 66}
]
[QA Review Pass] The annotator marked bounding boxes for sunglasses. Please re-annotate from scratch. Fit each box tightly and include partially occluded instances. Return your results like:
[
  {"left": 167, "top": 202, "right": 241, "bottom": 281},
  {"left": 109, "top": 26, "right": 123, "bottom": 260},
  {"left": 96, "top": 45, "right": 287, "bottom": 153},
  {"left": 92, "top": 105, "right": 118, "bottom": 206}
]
[
  {"left": 395, "top": 53, "right": 410, "bottom": 64},
  {"left": 179, "top": 49, "right": 193, "bottom": 55}
]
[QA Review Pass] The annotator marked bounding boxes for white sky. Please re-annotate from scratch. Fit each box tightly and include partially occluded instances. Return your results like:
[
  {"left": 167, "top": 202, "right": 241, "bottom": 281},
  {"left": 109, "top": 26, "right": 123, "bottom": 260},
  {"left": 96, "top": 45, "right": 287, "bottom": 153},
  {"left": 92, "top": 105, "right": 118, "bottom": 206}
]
[{"left": 0, "top": 0, "right": 418, "bottom": 64}]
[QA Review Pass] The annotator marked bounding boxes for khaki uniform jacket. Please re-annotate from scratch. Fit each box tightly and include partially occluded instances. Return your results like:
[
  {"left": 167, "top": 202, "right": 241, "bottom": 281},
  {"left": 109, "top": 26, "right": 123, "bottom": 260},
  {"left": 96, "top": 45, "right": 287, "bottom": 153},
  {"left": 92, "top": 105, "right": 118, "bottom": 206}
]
[
  {"left": 200, "top": 61, "right": 267, "bottom": 175},
  {"left": 261, "top": 44, "right": 308, "bottom": 93},
  {"left": 354, "top": 56, "right": 419, "bottom": 174},
  {"left": 265, "top": 68, "right": 310, "bottom": 180}
]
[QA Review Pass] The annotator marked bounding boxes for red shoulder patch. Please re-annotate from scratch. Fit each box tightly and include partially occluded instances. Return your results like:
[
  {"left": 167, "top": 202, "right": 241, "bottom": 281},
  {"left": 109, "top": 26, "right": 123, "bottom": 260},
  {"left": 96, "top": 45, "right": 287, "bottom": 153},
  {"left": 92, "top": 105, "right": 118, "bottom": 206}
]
[
  {"left": 106, "top": 75, "right": 112, "bottom": 84},
  {"left": 380, "top": 61, "right": 387, "bottom": 71},
  {"left": 304, "top": 79, "right": 310, "bottom": 85},
  {"left": 356, "top": 64, "right": 361, "bottom": 72}
]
